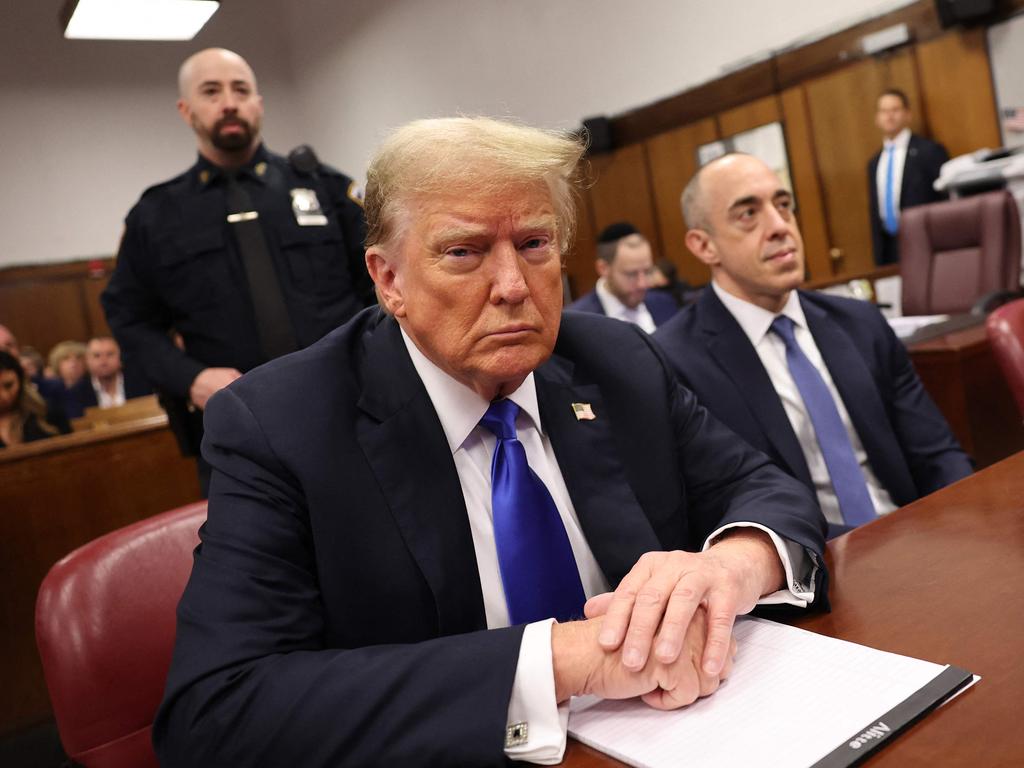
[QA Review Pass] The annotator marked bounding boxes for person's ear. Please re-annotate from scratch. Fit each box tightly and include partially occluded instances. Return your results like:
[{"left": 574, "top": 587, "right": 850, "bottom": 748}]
[
  {"left": 685, "top": 229, "right": 718, "bottom": 267},
  {"left": 176, "top": 99, "right": 192, "bottom": 128},
  {"left": 595, "top": 258, "right": 609, "bottom": 279},
  {"left": 366, "top": 247, "right": 406, "bottom": 317}
]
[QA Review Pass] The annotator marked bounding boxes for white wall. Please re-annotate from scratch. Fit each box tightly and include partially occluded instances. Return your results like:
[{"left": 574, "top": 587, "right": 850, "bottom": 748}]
[
  {"left": 1, "top": 0, "right": 915, "bottom": 268},
  {"left": 282, "top": 0, "right": 916, "bottom": 179},
  {"left": 0, "top": 0, "right": 301, "bottom": 267}
]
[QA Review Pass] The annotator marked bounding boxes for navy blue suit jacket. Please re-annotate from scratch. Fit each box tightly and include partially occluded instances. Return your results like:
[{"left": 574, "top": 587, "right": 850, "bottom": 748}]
[
  {"left": 155, "top": 308, "right": 826, "bottom": 767},
  {"left": 568, "top": 288, "right": 679, "bottom": 327},
  {"left": 653, "top": 288, "right": 972, "bottom": 509}
]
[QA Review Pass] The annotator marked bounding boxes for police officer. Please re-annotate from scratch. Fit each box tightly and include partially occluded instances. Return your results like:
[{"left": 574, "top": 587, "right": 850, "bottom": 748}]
[{"left": 102, "top": 48, "right": 373, "bottom": 492}]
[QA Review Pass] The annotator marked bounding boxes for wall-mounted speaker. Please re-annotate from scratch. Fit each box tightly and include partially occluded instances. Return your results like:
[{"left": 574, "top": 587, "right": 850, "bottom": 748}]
[
  {"left": 934, "top": 0, "right": 996, "bottom": 28},
  {"left": 581, "top": 116, "right": 613, "bottom": 155}
]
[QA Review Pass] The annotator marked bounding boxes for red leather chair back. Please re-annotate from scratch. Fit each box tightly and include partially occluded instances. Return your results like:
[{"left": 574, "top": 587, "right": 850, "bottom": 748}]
[
  {"left": 900, "top": 190, "right": 1021, "bottom": 316},
  {"left": 987, "top": 298, "right": 1024, "bottom": 419},
  {"left": 35, "top": 501, "right": 206, "bottom": 768}
]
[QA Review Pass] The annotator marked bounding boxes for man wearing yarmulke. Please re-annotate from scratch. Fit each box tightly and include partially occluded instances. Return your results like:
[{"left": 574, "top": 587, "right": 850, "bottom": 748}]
[{"left": 568, "top": 222, "right": 678, "bottom": 332}]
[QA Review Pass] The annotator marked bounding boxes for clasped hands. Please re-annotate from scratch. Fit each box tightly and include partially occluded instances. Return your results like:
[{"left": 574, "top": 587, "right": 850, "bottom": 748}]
[{"left": 551, "top": 528, "right": 784, "bottom": 710}]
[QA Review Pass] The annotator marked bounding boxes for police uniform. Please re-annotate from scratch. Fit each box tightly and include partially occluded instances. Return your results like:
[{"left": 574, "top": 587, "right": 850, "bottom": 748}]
[{"left": 102, "top": 144, "right": 373, "bottom": 459}]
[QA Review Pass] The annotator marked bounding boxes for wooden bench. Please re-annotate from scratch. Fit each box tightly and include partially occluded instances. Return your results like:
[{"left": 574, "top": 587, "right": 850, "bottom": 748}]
[
  {"left": 70, "top": 394, "right": 165, "bottom": 431},
  {"left": 0, "top": 415, "right": 202, "bottom": 735}
]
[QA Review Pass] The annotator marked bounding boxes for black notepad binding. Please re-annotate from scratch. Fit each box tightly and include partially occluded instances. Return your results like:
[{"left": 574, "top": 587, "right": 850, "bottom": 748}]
[{"left": 812, "top": 665, "right": 975, "bottom": 768}]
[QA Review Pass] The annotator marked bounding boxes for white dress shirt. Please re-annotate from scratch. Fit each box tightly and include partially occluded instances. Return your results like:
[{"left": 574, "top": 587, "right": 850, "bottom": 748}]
[
  {"left": 401, "top": 326, "right": 815, "bottom": 763},
  {"left": 712, "top": 283, "right": 897, "bottom": 526},
  {"left": 875, "top": 127, "right": 911, "bottom": 222},
  {"left": 595, "top": 279, "right": 657, "bottom": 334},
  {"left": 91, "top": 373, "right": 126, "bottom": 409}
]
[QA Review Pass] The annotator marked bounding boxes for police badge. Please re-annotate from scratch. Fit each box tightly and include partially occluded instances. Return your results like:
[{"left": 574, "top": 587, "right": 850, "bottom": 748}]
[{"left": 290, "top": 188, "right": 328, "bottom": 226}]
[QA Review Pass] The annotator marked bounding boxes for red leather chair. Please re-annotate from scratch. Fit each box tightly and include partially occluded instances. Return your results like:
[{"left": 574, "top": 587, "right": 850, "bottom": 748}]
[
  {"left": 900, "top": 189, "right": 1021, "bottom": 316},
  {"left": 987, "top": 298, "right": 1024, "bottom": 420},
  {"left": 35, "top": 501, "right": 206, "bottom": 768}
]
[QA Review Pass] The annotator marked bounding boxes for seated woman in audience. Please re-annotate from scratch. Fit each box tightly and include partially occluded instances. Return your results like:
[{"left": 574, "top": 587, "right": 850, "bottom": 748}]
[
  {"left": 0, "top": 351, "right": 61, "bottom": 448},
  {"left": 47, "top": 340, "right": 90, "bottom": 419},
  {"left": 49, "top": 341, "right": 87, "bottom": 389}
]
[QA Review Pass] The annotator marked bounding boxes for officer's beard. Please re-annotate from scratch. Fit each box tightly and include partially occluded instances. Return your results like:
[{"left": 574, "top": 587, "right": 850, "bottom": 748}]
[{"left": 209, "top": 116, "right": 258, "bottom": 153}]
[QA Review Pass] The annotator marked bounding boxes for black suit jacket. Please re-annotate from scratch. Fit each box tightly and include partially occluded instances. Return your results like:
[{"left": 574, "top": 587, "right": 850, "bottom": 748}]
[
  {"left": 64, "top": 370, "right": 152, "bottom": 418},
  {"left": 567, "top": 289, "right": 679, "bottom": 327},
  {"left": 155, "top": 308, "right": 827, "bottom": 767},
  {"left": 868, "top": 133, "right": 949, "bottom": 265},
  {"left": 653, "top": 288, "right": 972, "bottom": 509}
]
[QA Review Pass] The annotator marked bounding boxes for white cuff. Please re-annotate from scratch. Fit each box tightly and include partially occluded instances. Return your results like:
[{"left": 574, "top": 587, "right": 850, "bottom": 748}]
[
  {"left": 702, "top": 522, "right": 817, "bottom": 607},
  {"left": 504, "top": 618, "right": 570, "bottom": 764}
]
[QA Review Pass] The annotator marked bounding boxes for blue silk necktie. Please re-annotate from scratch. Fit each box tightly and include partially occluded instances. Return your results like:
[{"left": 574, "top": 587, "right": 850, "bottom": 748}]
[
  {"left": 883, "top": 144, "right": 899, "bottom": 235},
  {"left": 770, "top": 316, "right": 876, "bottom": 527},
  {"left": 480, "top": 399, "right": 586, "bottom": 624}
]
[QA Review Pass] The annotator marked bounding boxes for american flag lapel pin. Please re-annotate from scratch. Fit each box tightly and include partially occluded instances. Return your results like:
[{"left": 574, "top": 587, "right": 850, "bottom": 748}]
[{"left": 571, "top": 402, "right": 596, "bottom": 421}]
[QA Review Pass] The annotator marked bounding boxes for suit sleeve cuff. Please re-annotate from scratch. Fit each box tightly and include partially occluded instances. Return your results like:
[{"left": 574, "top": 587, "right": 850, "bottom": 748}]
[
  {"left": 504, "top": 618, "right": 569, "bottom": 764},
  {"left": 702, "top": 522, "right": 816, "bottom": 607}
]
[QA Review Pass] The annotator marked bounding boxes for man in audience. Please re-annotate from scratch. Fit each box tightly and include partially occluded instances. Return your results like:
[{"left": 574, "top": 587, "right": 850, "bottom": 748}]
[
  {"left": 655, "top": 153, "right": 971, "bottom": 538},
  {"left": 67, "top": 336, "right": 151, "bottom": 411},
  {"left": 102, "top": 47, "right": 372, "bottom": 491},
  {"left": 156, "top": 118, "right": 828, "bottom": 767},
  {"left": 567, "top": 222, "right": 678, "bottom": 331},
  {"left": 868, "top": 89, "right": 948, "bottom": 265}
]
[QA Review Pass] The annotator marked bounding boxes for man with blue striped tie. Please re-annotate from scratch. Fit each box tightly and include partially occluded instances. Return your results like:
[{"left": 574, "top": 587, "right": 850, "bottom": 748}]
[
  {"left": 867, "top": 89, "right": 949, "bottom": 265},
  {"left": 655, "top": 153, "right": 972, "bottom": 540}
]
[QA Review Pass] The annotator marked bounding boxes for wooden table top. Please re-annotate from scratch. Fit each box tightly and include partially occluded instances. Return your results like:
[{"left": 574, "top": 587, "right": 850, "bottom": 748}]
[{"left": 562, "top": 451, "right": 1024, "bottom": 767}]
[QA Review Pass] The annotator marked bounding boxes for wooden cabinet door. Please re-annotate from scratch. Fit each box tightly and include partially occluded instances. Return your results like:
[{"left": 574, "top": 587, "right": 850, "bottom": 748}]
[{"left": 645, "top": 118, "right": 718, "bottom": 286}]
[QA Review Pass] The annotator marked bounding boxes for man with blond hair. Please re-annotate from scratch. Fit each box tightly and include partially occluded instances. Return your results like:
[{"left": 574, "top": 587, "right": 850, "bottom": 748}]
[
  {"left": 156, "top": 118, "right": 827, "bottom": 767},
  {"left": 102, "top": 48, "right": 371, "bottom": 489}
]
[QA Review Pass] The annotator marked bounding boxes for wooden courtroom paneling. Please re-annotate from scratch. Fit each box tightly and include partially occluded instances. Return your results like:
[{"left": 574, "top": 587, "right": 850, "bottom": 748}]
[
  {"left": 565, "top": 188, "right": 598, "bottom": 300},
  {"left": 774, "top": 0, "right": 944, "bottom": 88},
  {"left": 0, "top": 417, "right": 202, "bottom": 734},
  {"left": 644, "top": 119, "right": 718, "bottom": 287},
  {"left": 584, "top": 143, "right": 662, "bottom": 286},
  {"left": 0, "top": 258, "right": 115, "bottom": 356},
  {"left": 716, "top": 95, "right": 781, "bottom": 138},
  {"left": 611, "top": 60, "right": 776, "bottom": 148},
  {"left": 916, "top": 28, "right": 1001, "bottom": 157},
  {"left": 81, "top": 274, "right": 113, "bottom": 339},
  {"left": 780, "top": 86, "right": 833, "bottom": 281},
  {"left": 803, "top": 48, "right": 923, "bottom": 277}
]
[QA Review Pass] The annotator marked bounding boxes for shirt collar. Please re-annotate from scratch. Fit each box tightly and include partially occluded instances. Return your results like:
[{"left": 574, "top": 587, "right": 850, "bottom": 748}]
[
  {"left": 595, "top": 278, "right": 653, "bottom": 323},
  {"left": 195, "top": 143, "right": 270, "bottom": 187},
  {"left": 711, "top": 280, "right": 806, "bottom": 345},
  {"left": 90, "top": 372, "right": 124, "bottom": 396},
  {"left": 884, "top": 128, "right": 911, "bottom": 151},
  {"left": 399, "top": 326, "right": 543, "bottom": 454},
  {"left": 595, "top": 278, "right": 631, "bottom": 316}
]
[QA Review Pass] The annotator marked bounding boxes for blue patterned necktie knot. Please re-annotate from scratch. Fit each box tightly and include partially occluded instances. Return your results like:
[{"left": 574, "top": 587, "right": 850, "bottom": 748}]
[
  {"left": 479, "top": 399, "right": 586, "bottom": 624},
  {"left": 770, "top": 316, "right": 876, "bottom": 527}
]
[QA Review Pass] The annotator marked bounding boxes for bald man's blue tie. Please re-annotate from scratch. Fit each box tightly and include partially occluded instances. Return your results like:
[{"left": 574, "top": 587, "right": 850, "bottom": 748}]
[
  {"left": 480, "top": 399, "right": 585, "bottom": 624},
  {"left": 770, "top": 316, "right": 876, "bottom": 527}
]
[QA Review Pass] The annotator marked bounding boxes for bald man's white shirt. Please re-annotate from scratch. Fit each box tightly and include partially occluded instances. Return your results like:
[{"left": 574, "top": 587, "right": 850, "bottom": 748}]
[{"left": 712, "top": 282, "right": 897, "bottom": 526}]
